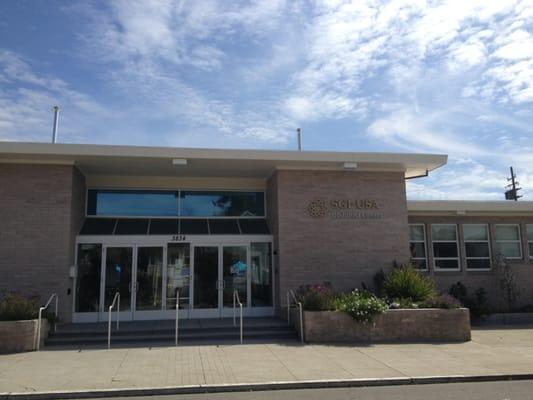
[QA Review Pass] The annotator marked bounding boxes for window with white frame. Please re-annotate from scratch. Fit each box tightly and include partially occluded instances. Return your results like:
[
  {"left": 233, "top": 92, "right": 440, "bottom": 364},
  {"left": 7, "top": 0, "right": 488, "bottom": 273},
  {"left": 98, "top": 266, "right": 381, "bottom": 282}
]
[
  {"left": 463, "top": 224, "right": 491, "bottom": 270},
  {"left": 527, "top": 224, "right": 533, "bottom": 260},
  {"left": 409, "top": 224, "right": 427, "bottom": 270},
  {"left": 495, "top": 224, "right": 522, "bottom": 259},
  {"left": 432, "top": 224, "right": 460, "bottom": 270}
]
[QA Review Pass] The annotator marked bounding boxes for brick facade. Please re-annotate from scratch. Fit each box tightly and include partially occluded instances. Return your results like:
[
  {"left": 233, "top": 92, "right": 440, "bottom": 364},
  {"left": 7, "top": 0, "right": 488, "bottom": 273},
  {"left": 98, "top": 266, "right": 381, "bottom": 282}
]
[
  {"left": 267, "top": 170, "right": 411, "bottom": 308},
  {"left": 0, "top": 164, "right": 85, "bottom": 322}
]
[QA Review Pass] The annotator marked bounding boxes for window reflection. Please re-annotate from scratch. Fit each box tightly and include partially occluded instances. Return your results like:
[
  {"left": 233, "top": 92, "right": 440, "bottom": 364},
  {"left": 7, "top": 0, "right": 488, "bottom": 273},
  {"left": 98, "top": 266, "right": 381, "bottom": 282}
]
[{"left": 180, "top": 191, "right": 264, "bottom": 217}]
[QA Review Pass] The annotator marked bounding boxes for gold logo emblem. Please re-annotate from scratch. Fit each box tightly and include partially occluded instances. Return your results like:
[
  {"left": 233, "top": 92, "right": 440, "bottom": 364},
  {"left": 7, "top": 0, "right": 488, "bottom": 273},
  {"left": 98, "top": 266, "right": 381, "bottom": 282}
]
[{"left": 308, "top": 199, "right": 327, "bottom": 218}]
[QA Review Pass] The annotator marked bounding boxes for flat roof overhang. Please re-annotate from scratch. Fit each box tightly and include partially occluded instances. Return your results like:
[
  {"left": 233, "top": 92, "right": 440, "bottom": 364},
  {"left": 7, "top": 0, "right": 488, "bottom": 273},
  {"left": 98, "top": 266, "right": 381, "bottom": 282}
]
[
  {"left": 0, "top": 142, "right": 447, "bottom": 179},
  {"left": 408, "top": 200, "right": 533, "bottom": 216}
]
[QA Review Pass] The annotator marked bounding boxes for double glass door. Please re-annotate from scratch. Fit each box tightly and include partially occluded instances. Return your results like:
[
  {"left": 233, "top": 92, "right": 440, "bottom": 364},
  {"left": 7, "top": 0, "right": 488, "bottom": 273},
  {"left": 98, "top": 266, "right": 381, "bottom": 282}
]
[
  {"left": 193, "top": 245, "right": 248, "bottom": 318},
  {"left": 101, "top": 245, "right": 164, "bottom": 320}
]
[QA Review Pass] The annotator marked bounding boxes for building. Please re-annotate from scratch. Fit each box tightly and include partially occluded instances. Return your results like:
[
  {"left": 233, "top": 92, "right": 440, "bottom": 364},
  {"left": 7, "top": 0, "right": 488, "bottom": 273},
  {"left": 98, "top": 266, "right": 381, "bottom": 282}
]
[{"left": 1, "top": 142, "right": 532, "bottom": 323}]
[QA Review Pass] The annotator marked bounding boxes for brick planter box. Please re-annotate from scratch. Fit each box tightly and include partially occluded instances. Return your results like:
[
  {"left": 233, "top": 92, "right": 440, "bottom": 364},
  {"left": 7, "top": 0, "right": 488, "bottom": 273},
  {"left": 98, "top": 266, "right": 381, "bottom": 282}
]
[
  {"left": 0, "top": 319, "right": 49, "bottom": 354},
  {"left": 291, "top": 308, "right": 470, "bottom": 343}
]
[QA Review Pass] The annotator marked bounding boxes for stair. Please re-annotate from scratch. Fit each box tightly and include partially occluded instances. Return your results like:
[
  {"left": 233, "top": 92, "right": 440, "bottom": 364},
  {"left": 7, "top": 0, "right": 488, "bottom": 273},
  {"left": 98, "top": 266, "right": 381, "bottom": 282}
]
[{"left": 45, "top": 317, "right": 298, "bottom": 348}]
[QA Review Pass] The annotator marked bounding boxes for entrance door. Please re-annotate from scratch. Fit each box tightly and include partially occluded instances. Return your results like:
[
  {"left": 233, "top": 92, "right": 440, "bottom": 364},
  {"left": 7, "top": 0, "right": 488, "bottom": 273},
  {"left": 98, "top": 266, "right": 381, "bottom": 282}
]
[
  {"left": 102, "top": 246, "right": 134, "bottom": 320},
  {"left": 192, "top": 245, "right": 249, "bottom": 317},
  {"left": 222, "top": 245, "right": 248, "bottom": 313},
  {"left": 135, "top": 246, "right": 164, "bottom": 316},
  {"left": 193, "top": 246, "right": 219, "bottom": 316}
]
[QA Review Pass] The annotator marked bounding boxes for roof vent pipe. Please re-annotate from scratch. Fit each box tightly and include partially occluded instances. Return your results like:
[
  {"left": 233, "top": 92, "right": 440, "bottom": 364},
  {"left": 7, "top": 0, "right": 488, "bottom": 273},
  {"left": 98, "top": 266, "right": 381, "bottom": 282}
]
[
  {"left": 52, "top": 105, "right": 60, "bottom": 143},
  {"left": 297, "top": 128, "right": 302, "bottom": 151}
]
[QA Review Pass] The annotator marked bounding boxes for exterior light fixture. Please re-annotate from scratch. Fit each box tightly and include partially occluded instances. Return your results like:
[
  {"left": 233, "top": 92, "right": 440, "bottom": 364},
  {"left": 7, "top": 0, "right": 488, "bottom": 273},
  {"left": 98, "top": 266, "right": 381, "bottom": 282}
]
[
  {"left": 343, "top": 162, "right": 358, "bottom": 170},
  {"left": 172, "top": 158, "right": 187, "bottom": 165}
]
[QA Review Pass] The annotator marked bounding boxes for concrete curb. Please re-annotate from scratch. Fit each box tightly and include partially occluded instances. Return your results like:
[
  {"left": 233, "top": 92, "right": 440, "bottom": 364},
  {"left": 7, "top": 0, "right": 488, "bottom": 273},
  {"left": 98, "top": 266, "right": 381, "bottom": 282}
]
[{"left": 2, "top": 374, "right": 533, "bottom": 399}]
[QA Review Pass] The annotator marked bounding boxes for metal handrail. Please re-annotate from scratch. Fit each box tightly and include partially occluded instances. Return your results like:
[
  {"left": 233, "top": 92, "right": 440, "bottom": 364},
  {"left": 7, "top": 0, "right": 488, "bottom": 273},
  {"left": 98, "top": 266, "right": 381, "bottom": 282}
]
[
  {"left": 107, "top": 292, "right": 120, "bottom": 349},
  {"left": 175, "top": 290, "right": 179, "bottom": 346},
  {"left": 287, "top": 290, "right": 304, "bottom": 343},
  {"left": 233, "top": 290, "right": 243, "bottom": 344},
  {"left": 36, "top": 293, "right": 58, "bottom": 351}
]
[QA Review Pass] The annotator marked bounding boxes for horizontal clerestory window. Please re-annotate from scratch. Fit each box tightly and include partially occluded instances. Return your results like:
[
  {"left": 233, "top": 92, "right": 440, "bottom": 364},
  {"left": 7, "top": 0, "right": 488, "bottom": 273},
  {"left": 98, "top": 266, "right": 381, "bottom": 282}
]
[
  {"left": 87, "top": 189, "right": 265, "bottom": 217},
  {"left": 528, "top": 225, "right": 533, "bottom": 260}
]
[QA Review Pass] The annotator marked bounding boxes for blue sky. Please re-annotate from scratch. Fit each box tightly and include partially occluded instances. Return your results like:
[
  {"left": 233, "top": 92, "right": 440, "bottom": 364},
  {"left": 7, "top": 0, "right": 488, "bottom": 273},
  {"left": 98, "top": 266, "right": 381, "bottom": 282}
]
[{"left": 1, "top": 0, "right": 532, "bottom": 200}]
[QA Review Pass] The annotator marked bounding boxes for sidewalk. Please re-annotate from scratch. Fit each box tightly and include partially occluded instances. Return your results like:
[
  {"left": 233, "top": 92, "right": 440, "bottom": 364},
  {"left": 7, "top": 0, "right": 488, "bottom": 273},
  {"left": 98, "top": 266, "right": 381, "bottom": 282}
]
[{"left": 1, "top": 326, "right": 533, "bottom": 397}]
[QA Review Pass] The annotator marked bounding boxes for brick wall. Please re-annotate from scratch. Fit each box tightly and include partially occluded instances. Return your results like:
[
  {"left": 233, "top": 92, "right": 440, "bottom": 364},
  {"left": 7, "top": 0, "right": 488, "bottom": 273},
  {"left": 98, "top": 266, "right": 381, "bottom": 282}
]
[
  {"left": 0, "top": 164, "right": 86, "bottom": 322},
  {"left": 268, "top": 170, "right": 410, "bottom": 307},
  {"left": 409, "top": 215, "right": 533, "bottom": 310}
]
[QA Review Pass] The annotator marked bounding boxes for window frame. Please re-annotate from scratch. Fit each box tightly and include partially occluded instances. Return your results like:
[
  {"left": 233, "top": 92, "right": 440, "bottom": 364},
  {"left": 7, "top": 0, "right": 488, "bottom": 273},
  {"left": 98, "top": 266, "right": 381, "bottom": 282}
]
[
  {"left": 462, "top": 224, "right": 492, "bottom": 271},
  {"left": 526, "top": 224, "right": 533, "bottom": 260},
  {"left": 431, "top": 223, "right": 460, "bottom": 272},
  {"left": 494, "top": 224, "right": 523, "bottom": 260},
  {"left": 408, "top": 223, "right": 428, "bottom": 271}
]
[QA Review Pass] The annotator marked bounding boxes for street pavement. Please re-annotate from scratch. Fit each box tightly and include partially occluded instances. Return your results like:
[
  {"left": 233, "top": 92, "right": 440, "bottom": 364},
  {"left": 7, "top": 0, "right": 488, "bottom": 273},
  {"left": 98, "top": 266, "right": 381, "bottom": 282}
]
[
  {"left": 76, "top": 380, "right": 533, "bottom": 400},
  {"left": 1, "top": 326, "right": 533, "bottom": 396}
]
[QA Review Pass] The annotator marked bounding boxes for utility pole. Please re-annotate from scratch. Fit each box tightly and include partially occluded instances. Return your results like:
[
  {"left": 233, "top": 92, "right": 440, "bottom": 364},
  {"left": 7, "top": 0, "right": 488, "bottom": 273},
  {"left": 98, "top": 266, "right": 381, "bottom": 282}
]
[{"left": 505, "top": 167, "right": 522, "bottom": 201}]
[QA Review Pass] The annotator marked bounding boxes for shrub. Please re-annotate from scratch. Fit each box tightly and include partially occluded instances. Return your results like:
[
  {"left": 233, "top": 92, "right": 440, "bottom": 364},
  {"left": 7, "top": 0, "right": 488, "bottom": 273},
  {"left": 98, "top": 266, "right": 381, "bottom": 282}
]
[
  {"left": 334, "top": 289, "right": 388, "bottom": 323},
  {"left": 296, "top": 282, "right": 335, "bottom": 311},
  {"left": 0, "top": 293, "right": 39, "bottom": 321},
  {"left": 420, "top": 293, "right": 462, "bottom": 309},
  {"left": 383, "top": 265, "right": 435, "bottom": 303},
  {"left": 448, "top": 282, "right": 491, "bottom": 319},
  {"left": 389, "top": 298, "right": 419, "bottom": 309}
]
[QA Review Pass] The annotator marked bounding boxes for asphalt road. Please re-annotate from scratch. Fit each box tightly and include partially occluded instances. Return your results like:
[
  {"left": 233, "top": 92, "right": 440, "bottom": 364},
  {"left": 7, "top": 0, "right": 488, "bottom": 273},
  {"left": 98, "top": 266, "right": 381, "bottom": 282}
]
[{"left": 84, "top": 380, "right": 533, "bottom": 400}]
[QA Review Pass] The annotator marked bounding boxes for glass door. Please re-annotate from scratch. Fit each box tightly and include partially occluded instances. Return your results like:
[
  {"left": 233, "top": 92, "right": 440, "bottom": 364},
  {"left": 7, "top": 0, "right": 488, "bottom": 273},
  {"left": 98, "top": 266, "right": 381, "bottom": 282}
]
[
  {"left": 193, "top": 246, "right": 220, "bottom": 316},
  {"left": 135, "top": 247, "right": 164, "bottom": 315},
  {"left": 222, "top": 246, "right": 248, "bottom": 312},
  {"left": 102, "top": 246, "right": 134, "bottom": 320}
]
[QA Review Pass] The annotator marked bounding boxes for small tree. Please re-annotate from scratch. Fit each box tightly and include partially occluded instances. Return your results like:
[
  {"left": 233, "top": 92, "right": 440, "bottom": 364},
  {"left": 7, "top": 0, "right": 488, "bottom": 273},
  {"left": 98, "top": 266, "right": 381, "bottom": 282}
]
[{"left": 494, "top": 253, "right": 519, "bottom": 312}]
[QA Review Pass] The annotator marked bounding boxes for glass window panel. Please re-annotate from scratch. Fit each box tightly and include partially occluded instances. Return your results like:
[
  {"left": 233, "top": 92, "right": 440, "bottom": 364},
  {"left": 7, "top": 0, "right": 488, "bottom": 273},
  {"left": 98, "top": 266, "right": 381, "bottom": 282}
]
[
  {"left": 114, "top": 219, "right": 149, "bottom": 235},
  {"left": 410, "top": 242, "right": 426, "bottom": 259},
  {"left": 467, "top": 259, "right": 491, "bottom": 270},
  {"left": 209, "top": 219, "right": 240, "bottom": 234},
  {"left": 79, "top": 218, "right": 117, "bottom": 235},
  {"left": 463, "top": 225, "right": 488, "bottom": 241},
  {"left": 166, "top": 243, "right": 190, "bottom": 309},
  {"left": 529, "top": 243, "right": 533, "bottom": 259},
  {"left": 239, "top": 219, "right": 271, "bottom": 234},
  {"left": 251, "top": 243, "right": 272, "bottom": 306},
  {"left": 527, "top": 224, "right": 533, "bottom": 240},
  {"left": 432, "top": 225, "right": 457, "bottom": 241},
  {"left": 495, "top": 242, "right": 521, "bottom": 258},
  {"left": 435, "top": 259, "right": 459, "bottom": 269},
  {"left": 409, "top": 225, "right": 425, "bottom": 241},
  {"left": 180, "top": 219, "right": 208, "bottom": 234},
  {"left": 180, "top": 191, "right": 265, "bottom": 217},
  {"left": 433, "top": 242, "right": 458, "bottom": 258},
  {"left": 149, "top": 219, "right": 179, "bottom": 235},
  {"left": 223, "top": 246, "right": 248, "bottom": 307},
  {"left": 136, "top": 247, "right": 163, "bottom": 310},
  {"left": 87, "top": 190, "right": 179, "bottom": 216},
  {"left": 75, "top": 244, "right": 102, "bottom": 312},
  {"left": 465, "top": 242, "right": 490, "bottom": 258},
  {"left": 495, "top": 225, "right": 520, "bottom": 241}
]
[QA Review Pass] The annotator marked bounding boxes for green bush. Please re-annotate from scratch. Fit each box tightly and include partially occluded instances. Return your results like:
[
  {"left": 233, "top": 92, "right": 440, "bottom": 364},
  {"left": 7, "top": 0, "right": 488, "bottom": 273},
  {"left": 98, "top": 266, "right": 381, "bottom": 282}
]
[
  {"left": 383, "top": 265, "right": 435, "bottom": 303},
  {"left": 296, "top": 282, "right": 335, "bottom": 311},
  {"left": 334, "top": 290, "right": 388, "bottom": 323},
  {"left": 0, "top": 293, "right": 39, "bottom": 321}
]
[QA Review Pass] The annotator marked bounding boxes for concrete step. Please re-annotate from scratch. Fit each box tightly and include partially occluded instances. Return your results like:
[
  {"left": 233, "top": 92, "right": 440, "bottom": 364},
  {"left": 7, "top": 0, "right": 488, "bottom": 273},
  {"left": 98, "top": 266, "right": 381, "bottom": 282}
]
[
  {"left": 45, "top": 329, "right": 297, "bottom": 346},
  {"left": 45, "top": 318, "right": 298, "bottom": 347}
]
